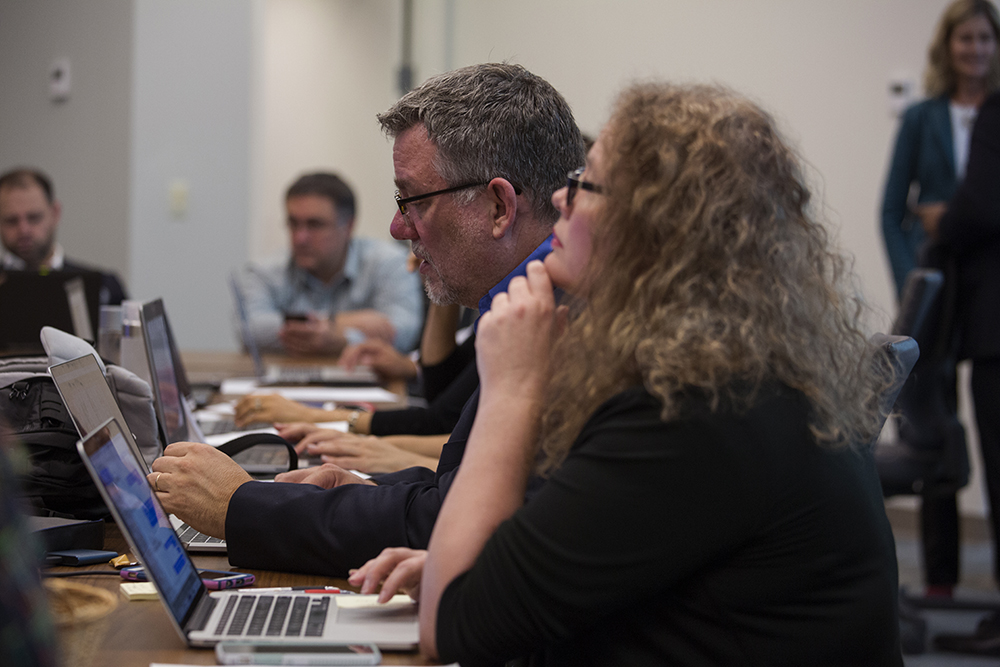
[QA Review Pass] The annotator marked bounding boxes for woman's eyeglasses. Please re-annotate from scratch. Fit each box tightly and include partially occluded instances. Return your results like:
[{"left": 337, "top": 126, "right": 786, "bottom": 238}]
[{"left": 566, "top": 167, "right": 603, "bottom": 207}]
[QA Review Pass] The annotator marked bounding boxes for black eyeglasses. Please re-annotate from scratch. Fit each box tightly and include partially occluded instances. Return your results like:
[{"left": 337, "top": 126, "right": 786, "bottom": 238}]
[
  {"left": 394, "top": 180, "right": 523, "bottom": 218},
  {"left": 566, "top": 167, "right": 603, "bottom": 207},
  {"left": 394, "top": 182, "right": 486, "bottom": 218}
]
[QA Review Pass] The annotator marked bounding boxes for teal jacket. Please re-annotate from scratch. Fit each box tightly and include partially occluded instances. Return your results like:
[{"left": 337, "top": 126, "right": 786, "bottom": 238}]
[{"left": 881, "top": 96, "right": 957, "bottom": 297}]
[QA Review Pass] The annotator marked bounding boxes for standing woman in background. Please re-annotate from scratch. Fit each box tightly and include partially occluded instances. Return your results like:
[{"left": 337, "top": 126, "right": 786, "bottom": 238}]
[
  {"left": 883, "top": 0, "right": 1000, "bottom": 292},
  {"left": 880, "top": 0, "right": 1000, "bottom": 598}
]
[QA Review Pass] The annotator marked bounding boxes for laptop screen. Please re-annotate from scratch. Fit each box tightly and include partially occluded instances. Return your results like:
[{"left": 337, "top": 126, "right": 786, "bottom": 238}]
[
  {"left": 140, "top": 299, "right": 188, "bottom": 444},
  {"left": 0, "top": 270, "right": 102, "bottom": 350},
  {"left": 50, "top": 354, "right": 151, "bottom": 475},
  {"left": 78, "top": 418, "right": 204, "bottom": 627}
]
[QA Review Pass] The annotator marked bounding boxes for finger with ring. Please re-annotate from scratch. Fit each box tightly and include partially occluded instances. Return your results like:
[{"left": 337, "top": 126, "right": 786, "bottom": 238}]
[{"left": 154, "top": 472, "right": 162, "bottom": 492}]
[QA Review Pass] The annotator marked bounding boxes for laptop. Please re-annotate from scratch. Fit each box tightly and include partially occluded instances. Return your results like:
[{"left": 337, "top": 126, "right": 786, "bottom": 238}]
[
  {"left": 229, "top": 275, "right": 379, "bottom": 387},
  {"left": 137, "top": 299, "right": 297, "bottom": 476},
  {"left": 0, "top": 269, "right": 102, "bottom": 352},
  {"left": 77, "top": 417, "right": 419, "bottom": 649},
  {"left": 49, "top": 353, "right": 227, "bottom": 553}
]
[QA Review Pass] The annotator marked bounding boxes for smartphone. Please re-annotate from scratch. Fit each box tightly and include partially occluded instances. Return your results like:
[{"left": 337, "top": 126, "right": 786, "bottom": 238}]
[
  {"left": 121, "top": 566, "right": 255, "bottom": 589},
  {"left": 283, "top": 311, "right": 309, "bottom": 322},
  {"left": 214, "top": 642, "right": 380, "bottom": 665},
  {"left": 201, "top": 569, "right": 256, "bottom": 590}
]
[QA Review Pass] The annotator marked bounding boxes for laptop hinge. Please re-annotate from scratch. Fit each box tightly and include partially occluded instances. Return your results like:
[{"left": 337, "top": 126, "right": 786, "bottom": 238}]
[{"left": 189, "top": 594, "right": 219, "bottom": 632}]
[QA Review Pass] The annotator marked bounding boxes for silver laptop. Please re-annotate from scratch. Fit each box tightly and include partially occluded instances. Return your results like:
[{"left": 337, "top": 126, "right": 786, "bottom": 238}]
[
  {"left": 49, "top": 353, "right": 227, "bottom": 553},
  {"left": 138, "top": 298, "right": 296, "bottom": 476},
  {"left": 77, "top": 417, "right": 419, "bottom": 649},
  {"left": 230, "top": 275, "right": 379, "bottom": 387}
]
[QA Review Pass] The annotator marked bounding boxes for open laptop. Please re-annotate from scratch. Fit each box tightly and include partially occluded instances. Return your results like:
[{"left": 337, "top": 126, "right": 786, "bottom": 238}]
[
  {"left": 0, "top": 270, "right": 102, "bottom": 352},
  {"left": 230, "top": 275, "right": 379, "bottom": 387},
  {"left": 49, "top": 353, "right": 227, "bottom": 553},
  {"left": 77, "top": 417, "right": 419, "bottom": 649},
  {"left": 138, "top": 299, "right": 298, "bottom": 476}
]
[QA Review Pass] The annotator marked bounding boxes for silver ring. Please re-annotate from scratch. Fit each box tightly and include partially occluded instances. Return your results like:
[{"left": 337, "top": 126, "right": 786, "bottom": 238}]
[{"left": 154, "top": 473, "right": 162, "bottom": 493}]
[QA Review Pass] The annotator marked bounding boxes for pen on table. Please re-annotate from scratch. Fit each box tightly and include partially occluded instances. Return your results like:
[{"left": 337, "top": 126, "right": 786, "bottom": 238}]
[{"left": 242, "top": 586, "right": 354, "bottom": 593}]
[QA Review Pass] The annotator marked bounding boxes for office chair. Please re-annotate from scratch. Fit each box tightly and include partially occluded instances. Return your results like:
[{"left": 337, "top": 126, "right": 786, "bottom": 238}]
[{"left": 875, "top": 269, "right": 969, "bottom": 498}]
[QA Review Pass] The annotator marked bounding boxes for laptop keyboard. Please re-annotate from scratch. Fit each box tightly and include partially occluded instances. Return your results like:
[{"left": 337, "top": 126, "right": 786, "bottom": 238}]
[
  {"left": 268, "top": 366, "right": 326, "bottom": 384},
  {"left": 214, "top": 594, "right": 330, "bottom": 637},
  {"left": 175, "top": 522, "right": 224, "bottom": 546}
]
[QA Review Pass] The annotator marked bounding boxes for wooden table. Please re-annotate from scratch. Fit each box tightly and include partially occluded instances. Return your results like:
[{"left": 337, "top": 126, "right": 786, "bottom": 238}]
[{"left": 50, "top": 523, "right": 435, "bottom": 665}]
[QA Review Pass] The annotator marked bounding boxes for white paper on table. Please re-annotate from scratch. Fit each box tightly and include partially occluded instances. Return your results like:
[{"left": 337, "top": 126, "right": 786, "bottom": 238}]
[
  {"left": 260, "top": 386, "right": 400, "bottom": 403},
  {"left": 219, "top": 378, "right": 399, "bottom": 404},
  {"left": 219, "top": 377, "right": 260, "bottom": 395}
]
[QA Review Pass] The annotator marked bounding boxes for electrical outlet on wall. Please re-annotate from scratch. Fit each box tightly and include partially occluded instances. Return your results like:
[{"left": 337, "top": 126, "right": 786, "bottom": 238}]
[
  {"left": 887, "top": 73, "right": 917, "bottom": 117},
  {"left": 50, "top": 58, "right": 71, "bottom": 103}
]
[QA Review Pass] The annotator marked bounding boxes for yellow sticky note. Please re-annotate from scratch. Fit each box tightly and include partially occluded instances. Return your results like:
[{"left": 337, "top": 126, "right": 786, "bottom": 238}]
[{"left": 120, "top": 582, "right": 158, "bottom": 600}]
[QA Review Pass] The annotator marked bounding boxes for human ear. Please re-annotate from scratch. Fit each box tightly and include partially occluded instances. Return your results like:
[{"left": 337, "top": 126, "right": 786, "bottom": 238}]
[{"left": 486, "top": 178, "right": 519, "bottom": 240}]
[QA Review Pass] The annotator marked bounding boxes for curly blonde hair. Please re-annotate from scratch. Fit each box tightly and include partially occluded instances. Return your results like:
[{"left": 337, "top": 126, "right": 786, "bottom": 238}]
[
  {"left": 537, "top": 83, "right": 889, "bottom": 473},
  {"left": 924, "top": 0, "right": 1000, "bottom": 97}
]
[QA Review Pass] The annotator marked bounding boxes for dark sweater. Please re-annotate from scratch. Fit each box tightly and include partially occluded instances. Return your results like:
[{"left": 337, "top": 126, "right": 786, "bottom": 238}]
[{"left": 437, "top": 384, "right": 903, "bottom": 667}]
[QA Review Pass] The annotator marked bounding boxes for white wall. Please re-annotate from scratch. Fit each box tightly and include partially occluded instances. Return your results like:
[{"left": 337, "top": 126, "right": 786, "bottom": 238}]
[
  {"left": 0, "top": 0, "right": 133, "bottom": 280},
  {"left": 415, "top": 0, "right": 987, "bottom": 515},
  {"left": 252, "top": 0, "right": 402, "bottom": 263},
  {"left": 0, "top": 0, "right": 989, "bottom": 515},
  {"left": 409, "top": 0, "right": 946, "bottom": 336},
  {"left": 129, "top": 0, "right": 257, "bottom": 351}
]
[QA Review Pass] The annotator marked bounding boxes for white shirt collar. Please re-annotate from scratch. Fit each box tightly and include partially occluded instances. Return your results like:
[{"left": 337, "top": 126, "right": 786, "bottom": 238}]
[{"left": 1, "top": 243, "right": 64, "bottom": 271}]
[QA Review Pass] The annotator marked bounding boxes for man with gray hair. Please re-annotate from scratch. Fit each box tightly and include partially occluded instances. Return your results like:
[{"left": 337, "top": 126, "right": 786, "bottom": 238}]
[{"left": 151, "top": 63, "right": 585, "bottom": 576}]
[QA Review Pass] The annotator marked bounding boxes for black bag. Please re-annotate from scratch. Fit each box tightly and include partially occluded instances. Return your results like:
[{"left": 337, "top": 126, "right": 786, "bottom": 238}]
[{"left": 0, "top": 370, "right": 109, "bottom": 519}]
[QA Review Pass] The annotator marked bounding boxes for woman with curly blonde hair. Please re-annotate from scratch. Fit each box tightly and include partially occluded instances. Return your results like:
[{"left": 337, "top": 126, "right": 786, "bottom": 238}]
[{"left": 353, "top": 83, "right": 903, "bottom": 666}]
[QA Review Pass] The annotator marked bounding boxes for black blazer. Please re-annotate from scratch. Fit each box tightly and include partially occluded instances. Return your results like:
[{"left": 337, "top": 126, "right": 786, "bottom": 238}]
[
  {"left": 224, "top": 387, "right": 480, "bottom": 576},
  {"left": 938, "top": 91, "right": 1000, "bottom": 359}
]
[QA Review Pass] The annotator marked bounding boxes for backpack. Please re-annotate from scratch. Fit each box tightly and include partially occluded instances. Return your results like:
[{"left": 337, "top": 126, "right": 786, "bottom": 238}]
[
  {"left": 0, "top": 331, "right": 162, "bottom": 519},
  {"left": 0, "top": 356, "right": 107, "bottom": 519}
]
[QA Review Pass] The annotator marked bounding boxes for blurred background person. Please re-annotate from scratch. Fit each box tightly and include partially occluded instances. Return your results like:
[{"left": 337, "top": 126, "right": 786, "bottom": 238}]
[
  {"left": 879, "top": 0, "right": 1000, "bottom": 599},
  {"left": 931, "top": 89, "right": 1000, "bottom": 655},
  {"left": 235, "top": 172, "right": 423, "bottom": 356},
  {"left": 0, "top": 168, "right": 127, "bottom": 306}
]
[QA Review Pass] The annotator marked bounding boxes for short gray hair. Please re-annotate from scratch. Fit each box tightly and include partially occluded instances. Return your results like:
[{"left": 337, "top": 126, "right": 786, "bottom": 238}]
[{"left": 378, "top": 63, "right": 585, "bottom": 223}]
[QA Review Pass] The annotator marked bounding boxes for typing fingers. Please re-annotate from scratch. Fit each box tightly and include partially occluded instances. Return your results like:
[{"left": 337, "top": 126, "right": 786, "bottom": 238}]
[
  {"left": 348, "top": 547, "right": 426, "bottom": 598},
  {"left": 275, "top": 422, "right": 319, "bottom": 445},
  {"left": 377, "top": 552, "right": 426, "bottom": 603},
  {"left": 304, "top": 437, "right": 361, "bottom": 457},
  {"left": 273, "top": 466, "right": 321, "bottom": 484}
]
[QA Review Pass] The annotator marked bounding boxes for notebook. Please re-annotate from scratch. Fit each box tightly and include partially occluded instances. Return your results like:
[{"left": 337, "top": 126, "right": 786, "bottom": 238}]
[
  {"left": 0, "top": 269, "right": 102, "bottom": 352},
  {"left": 77, "top": 417, "right": 419, "bottom": 649},
  {"left": 138, "top": 298, "right": 295, "bottom": 476},
  {"left": 49, "top": 353, "right": 227, "bottom": 553},
  {"left": 229, "top": 275, "right": 379, "bottom": 387}
]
